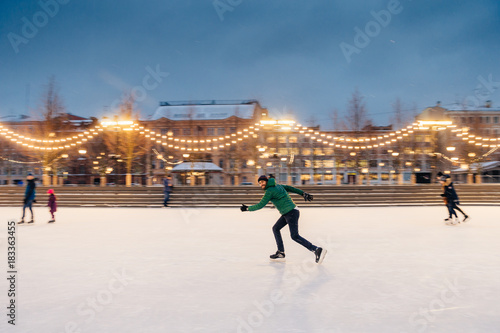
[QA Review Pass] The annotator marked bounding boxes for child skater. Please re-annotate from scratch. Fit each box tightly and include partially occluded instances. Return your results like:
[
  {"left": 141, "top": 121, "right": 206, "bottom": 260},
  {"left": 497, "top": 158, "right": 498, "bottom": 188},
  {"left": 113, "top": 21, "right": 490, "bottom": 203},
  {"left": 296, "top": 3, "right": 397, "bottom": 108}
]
[{"left": 47, "top": 189, "right": 57, "bottom": 223}]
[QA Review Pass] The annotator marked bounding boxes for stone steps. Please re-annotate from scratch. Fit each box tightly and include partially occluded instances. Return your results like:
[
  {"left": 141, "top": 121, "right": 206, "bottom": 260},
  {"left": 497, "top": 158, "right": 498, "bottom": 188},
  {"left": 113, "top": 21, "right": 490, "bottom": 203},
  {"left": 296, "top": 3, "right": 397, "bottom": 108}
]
[{"left": 1, "top": 184, "right": 499, "bottom": 207}]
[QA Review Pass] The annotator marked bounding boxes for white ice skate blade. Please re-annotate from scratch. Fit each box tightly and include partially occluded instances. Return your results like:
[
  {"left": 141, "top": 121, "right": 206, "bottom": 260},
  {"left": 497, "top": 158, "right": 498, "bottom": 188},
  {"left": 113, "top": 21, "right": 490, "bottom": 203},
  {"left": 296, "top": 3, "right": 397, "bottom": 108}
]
[{"left": 269, "top": 258, "right": 286, "bottom": 263}]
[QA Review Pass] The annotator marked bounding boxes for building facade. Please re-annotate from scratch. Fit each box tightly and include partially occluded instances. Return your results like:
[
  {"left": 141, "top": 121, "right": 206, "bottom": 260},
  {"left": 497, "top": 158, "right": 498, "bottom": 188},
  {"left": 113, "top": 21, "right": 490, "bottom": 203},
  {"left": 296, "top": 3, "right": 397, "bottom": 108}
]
[{"left": 1, "top": 101, "right": 499, "bottom": 186}]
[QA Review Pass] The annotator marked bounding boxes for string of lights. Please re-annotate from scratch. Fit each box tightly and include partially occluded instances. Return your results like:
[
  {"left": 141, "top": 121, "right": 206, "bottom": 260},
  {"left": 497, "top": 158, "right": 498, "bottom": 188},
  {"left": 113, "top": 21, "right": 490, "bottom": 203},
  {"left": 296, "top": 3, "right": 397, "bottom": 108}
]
[
  {"left": 0, "top": 118, "right": 498, "bottom": 155},
  {"left": 0, "top": 156, "right": 42, "bottom": 164}
]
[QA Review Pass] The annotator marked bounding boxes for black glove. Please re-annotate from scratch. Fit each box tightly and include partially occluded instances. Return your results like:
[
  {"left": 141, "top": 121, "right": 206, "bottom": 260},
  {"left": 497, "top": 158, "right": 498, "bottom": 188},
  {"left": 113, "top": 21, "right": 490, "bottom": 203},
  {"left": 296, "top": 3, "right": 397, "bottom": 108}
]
[
  {"left": 440, "top": 194, "right": 445, "bottom": 197},
  {"left": 23, "top": 198, "right": 27, "bottom": 204},
  {"left": 240, "top": 204, "right": 248, "bottom": 212},
  {"left": 303, "top": 192, "right": 313, "bottom": 202},
  {"left": 33, "top": 200, "right": 37, "bottom": 203}
]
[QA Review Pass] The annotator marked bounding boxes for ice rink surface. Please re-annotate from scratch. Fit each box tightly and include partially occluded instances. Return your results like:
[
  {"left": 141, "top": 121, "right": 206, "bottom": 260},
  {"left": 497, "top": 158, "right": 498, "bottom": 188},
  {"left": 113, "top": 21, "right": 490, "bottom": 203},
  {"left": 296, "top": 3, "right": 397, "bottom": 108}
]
[{"left": 1, "top": 205, "right": 500, "bottom": 333}]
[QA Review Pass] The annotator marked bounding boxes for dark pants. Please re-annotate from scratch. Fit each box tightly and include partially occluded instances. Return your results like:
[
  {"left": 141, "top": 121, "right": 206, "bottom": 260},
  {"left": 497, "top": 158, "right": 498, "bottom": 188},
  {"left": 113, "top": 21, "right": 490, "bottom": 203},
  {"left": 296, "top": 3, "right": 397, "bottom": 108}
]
[
  {"left": 272, "top": 209, "right": 316, "bottom": 252},
  {"left": 22, "top": 199, "right": 34, "bottom": 219},
  {"left": 447, "top": 201, "right": 466, "bottom": 218},
  {"left": 163, "top": 192, "right": 170, "bottom": 206}
]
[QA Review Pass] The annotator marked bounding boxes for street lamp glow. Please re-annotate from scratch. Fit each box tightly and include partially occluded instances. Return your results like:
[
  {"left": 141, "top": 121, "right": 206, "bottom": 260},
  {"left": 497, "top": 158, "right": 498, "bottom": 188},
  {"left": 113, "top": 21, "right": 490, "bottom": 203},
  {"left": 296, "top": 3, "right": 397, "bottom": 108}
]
[
  {"left": 78, "top": 149, "right": 87, "bottom": 154},
  {"left": 446, "top": 147, "right": 456, "bottom": 151},
  {"left": 417, "top": 120, "right": 453, "bottom": 126}
]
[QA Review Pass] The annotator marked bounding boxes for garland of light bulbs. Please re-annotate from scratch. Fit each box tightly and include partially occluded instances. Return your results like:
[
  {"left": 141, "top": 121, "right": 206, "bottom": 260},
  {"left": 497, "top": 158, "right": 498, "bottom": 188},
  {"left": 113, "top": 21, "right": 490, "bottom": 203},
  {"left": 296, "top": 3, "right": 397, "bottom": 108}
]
[
  {"left": 137, "top": 125, "right": 260, "bottom": 152},
  {"left": 1, "top": 118, "right": 499, "bottom": 153},
  {"left": 0, "top": 155, "right": 42, "bottom": 164},
  {"left": 0, "top": 125, "right": 104, "bottom": 151}
]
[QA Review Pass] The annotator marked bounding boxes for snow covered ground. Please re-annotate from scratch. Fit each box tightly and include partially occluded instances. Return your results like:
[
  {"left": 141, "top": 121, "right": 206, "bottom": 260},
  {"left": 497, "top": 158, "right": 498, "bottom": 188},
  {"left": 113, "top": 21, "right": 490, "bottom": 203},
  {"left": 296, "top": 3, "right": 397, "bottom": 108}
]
[{"left": 1, "top": 205, "right": 500, "bottom": 333}]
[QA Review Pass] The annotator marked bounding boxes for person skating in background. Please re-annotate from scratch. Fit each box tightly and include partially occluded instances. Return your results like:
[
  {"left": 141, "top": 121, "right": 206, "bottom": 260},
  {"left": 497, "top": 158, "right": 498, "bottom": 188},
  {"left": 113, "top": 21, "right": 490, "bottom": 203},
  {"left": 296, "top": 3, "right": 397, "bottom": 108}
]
[
  {"left": 163, "top": 175, "right": 173, "bottom": 207},
  {"left": 437, "top": 172, "right": 470, "bottom": 225},
  {"left": 240, "top": 175, "right": 326, "bottom": 264},
  {"left": 19, "top": 174, "right": 36, "bottom": 224},
  {"left": 47, "top": 189, "right": 57, "bottom": 223}
]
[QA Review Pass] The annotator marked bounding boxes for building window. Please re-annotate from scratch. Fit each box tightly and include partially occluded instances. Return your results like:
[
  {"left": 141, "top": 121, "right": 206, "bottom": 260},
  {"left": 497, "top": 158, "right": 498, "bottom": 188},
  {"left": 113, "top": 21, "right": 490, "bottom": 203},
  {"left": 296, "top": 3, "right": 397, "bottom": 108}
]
[
  {"left": 494, "top": 116, "right": 499, "bottom": 124},
  {"left": 323, "top": 160, "right": 334, "bottom": 168},
  {"left": 206, "top": 128, "right": 215, "bottom": 135},
  {"left": 172, "top": 128, "right": 180, "bottom": 136},
  {"left": 217, "top": 128, "right": 225, "bottom": 135},
  {"left": 230, "top": 127, "right": 236, "bottom": 134},
  {"left": 486, "top": 117, "right": 491, "bottom": 124},
  {"left": 183, "top": 128, "right": 191, "bottom": 136},
  {"left": 219, "top": 159, "right": 224, "bottom": 168}
]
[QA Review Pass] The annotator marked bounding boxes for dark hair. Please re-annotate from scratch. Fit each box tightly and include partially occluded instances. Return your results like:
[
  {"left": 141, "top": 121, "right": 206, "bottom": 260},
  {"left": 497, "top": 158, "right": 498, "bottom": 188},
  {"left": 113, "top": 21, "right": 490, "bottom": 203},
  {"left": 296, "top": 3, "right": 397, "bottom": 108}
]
[{"left": 437, "top": 172, "right": 443, "bottom": 177}]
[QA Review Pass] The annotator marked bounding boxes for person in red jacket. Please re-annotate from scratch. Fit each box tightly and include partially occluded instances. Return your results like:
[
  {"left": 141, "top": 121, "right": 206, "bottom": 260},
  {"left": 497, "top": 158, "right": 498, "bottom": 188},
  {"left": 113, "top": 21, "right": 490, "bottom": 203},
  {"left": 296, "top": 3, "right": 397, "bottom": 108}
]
[{"left": 47, "top": 189, "right": 57, "bottom": 223}]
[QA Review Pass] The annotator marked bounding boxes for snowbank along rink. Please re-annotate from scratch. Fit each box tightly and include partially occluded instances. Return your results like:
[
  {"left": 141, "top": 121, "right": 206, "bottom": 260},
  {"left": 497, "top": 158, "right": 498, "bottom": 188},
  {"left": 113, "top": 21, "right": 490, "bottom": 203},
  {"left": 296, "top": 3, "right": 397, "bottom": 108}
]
[{"left": 1, "top": 206, "right": 499, "bottom": 333}]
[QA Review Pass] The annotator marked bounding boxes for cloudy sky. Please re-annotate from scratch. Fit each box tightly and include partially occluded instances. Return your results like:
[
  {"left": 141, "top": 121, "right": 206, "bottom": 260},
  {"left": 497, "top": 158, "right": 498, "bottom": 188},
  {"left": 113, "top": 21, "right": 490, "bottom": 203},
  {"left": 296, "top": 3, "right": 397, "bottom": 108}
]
[{"left": 1, "top": 0, "right": 499, "bottom": 129}]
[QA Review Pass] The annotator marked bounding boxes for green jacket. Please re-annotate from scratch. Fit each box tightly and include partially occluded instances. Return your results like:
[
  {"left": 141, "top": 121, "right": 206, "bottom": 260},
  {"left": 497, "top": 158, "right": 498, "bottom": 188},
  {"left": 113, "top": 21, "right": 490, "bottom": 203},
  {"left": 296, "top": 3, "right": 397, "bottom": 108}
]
[{"left": 248, "top": 178, "right": 304, "bottom": 215}]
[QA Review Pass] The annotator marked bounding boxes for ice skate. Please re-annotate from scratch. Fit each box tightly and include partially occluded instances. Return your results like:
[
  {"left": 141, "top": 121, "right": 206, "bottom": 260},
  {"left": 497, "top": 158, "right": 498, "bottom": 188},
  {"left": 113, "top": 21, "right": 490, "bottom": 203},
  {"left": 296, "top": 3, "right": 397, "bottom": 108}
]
[
  {"left": 444, "top": 217, "right": 453, "bottom": 225},
  {"left": 48, "top": 219, "right": 55, "bottom": 223},
  {"left": 28, "top": 219, "right": 34, "bottom": 224},
  {"left": 270, "top": 251, "right": 285, "bottom": 261},
  {"left": 315, "top": 247, "right": 327, "bottom": 264},
  {"left": 462, "top": 215, "right": 471, "bottom": 223},
  {"left": 18, "top": 219, "right": 25, "bottom": 224}
]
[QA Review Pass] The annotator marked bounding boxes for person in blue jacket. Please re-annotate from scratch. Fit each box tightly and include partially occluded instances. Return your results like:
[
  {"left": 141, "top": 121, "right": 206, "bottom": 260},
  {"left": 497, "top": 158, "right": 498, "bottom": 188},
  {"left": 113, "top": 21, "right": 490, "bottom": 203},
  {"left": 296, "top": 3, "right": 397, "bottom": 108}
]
[
  {"left": 163, "top": 175, "right": 173, "bottom": 207},
  {"left": 19, "top": 174, "right": 36, "bottom": 224}
]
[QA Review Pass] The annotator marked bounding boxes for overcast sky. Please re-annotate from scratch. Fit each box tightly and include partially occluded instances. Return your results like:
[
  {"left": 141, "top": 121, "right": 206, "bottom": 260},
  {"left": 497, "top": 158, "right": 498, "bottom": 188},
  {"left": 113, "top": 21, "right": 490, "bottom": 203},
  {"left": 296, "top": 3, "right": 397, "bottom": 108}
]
[{"left": 1, "top": 0, "right": 499, "bottom": 129}]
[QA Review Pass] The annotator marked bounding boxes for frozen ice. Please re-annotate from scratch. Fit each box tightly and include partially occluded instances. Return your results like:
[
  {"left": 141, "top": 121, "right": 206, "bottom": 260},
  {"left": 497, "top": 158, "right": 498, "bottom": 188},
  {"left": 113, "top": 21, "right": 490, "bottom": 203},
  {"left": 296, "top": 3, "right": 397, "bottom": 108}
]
[{"left": 1, "top": 205, "right": 499, "bottom": 333}]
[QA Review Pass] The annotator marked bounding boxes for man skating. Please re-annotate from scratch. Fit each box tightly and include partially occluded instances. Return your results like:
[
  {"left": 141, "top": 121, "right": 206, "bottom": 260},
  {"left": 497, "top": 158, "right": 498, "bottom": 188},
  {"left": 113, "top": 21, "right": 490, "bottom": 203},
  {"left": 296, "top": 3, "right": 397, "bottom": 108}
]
[
  {"left": 240, "top": 175, "right": 326, "bottom": 264},
  {"left": 19, "top": 174, "right": 36, "bottom": 224},
  {"left": 437, "top": 172, "right": 470, "bottom": 225}
]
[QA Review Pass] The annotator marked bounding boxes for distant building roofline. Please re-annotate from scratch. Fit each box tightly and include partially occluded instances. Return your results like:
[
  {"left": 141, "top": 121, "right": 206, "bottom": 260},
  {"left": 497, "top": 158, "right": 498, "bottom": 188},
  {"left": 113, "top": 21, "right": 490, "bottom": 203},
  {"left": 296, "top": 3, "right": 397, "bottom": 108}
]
[{"left": 159, "top": 100, "right": 260, "bottom": 107}]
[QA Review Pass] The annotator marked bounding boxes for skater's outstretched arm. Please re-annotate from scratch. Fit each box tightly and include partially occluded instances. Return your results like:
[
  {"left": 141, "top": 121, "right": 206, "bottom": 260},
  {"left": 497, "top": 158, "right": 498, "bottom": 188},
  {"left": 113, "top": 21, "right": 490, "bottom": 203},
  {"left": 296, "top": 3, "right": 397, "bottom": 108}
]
[
  {"left": 282, "top": 185, "right": 303, "bottom": 196},
  {"left": 248, "top": 191, "right": 272, "bottom": 211}
]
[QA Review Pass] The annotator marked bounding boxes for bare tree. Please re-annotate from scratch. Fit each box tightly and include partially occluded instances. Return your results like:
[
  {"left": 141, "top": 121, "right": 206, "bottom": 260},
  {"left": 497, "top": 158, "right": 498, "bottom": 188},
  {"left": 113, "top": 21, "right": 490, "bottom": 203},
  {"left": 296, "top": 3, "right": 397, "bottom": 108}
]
[
  {"left": 34, "top": 77, "right": 72, "bottom": 185},
  {"left": 391, "top": 98, "right": 404, "bottom": 130},
  {"left": 345, "top": 88, "right": 371, "bottom": 132},
  {"left": 103, "top": 95, "right": 146, "bottom": 186}
]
